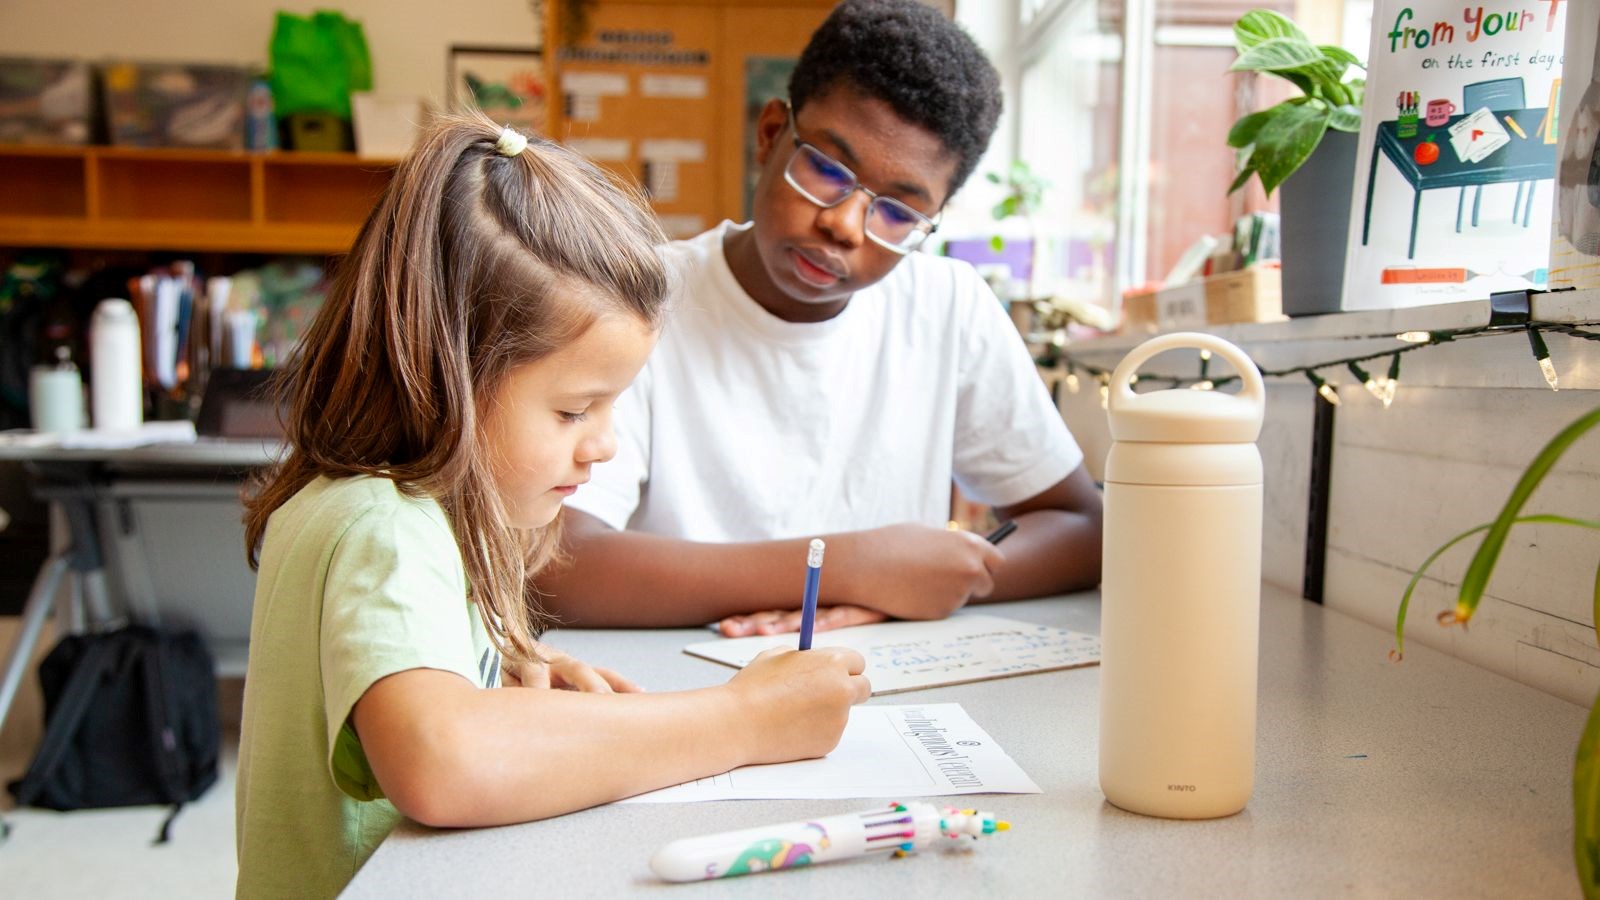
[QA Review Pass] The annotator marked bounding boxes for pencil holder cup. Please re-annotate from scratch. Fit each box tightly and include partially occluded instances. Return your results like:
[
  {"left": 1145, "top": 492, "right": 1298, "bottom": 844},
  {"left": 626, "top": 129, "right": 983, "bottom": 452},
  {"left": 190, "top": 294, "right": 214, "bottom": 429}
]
[
  {"left": 1397, "top": 112, "right": 1419, "bottom": 139},
  {"left": 1098, "top": 332, "right": 1265, "bottom": 819}
]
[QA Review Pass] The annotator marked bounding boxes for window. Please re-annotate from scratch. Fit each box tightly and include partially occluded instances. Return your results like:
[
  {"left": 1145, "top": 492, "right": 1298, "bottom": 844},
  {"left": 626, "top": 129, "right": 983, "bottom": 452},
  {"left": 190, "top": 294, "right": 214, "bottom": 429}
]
[{"left": 1012, "top": 1, "right": 1351, "bottom": 313}]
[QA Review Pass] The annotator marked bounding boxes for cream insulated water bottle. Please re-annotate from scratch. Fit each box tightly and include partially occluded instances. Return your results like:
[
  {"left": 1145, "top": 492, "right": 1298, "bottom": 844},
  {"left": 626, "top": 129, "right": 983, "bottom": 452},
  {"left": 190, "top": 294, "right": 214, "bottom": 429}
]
[{"left": 1098, "top": 332, "right": 1265, "bottom": 819}]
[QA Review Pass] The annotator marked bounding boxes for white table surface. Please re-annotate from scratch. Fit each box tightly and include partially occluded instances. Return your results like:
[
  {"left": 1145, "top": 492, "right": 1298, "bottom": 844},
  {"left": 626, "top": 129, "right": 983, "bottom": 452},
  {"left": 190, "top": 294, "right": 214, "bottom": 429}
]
[
  {"left": 344, "top": 584, "right": 1585, "bottom": 898},
  {"left": 0, "top": 437, "right": 280, "bottom": 468}
]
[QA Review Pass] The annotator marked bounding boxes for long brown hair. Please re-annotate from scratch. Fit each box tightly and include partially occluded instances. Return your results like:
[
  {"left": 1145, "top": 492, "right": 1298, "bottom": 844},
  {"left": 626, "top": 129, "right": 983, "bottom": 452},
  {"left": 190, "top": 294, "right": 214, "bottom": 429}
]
[{"left": 243, "top": 111, "right": 667, "bottom": 662}]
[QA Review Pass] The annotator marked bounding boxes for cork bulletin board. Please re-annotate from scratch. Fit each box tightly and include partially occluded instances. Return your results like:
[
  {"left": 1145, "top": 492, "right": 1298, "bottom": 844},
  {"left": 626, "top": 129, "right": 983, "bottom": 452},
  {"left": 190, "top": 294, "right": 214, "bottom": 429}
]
[{"left": 543, "top": 0, "right": 833, "bottom": 236}]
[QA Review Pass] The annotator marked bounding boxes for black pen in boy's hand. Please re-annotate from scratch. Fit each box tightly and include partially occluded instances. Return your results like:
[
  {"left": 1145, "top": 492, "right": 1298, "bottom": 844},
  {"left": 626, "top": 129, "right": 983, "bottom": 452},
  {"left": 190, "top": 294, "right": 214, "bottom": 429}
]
[{"left": 984, "top": 520, "right": 1018, "bottom": 545}]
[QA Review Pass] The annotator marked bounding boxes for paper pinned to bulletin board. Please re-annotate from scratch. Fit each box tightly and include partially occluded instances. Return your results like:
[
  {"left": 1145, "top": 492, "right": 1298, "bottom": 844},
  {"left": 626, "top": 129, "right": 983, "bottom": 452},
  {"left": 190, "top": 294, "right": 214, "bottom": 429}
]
[
  {"left": 448, "top": 45, "right": 547, "bottom": 138},
  {"left": 684, "top": 613, "right": 1101, "bottom": 695},
  {"left": 1342, "top": 1, "right": 1568, "bottom": 310}
]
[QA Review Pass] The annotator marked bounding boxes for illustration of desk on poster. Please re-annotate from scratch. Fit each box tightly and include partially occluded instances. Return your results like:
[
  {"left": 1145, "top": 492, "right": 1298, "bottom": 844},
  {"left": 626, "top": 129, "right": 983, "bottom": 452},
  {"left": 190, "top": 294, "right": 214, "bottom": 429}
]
[{"left": 1345, "top": 1, "right": 1568, "bottom": 308}]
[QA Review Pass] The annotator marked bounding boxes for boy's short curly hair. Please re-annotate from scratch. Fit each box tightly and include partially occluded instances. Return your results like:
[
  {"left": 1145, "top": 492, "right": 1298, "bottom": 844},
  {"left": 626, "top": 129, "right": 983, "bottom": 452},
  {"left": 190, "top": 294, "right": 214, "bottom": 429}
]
[{"left": 788, "top": 0, "right": 1002, "bottom": 199}]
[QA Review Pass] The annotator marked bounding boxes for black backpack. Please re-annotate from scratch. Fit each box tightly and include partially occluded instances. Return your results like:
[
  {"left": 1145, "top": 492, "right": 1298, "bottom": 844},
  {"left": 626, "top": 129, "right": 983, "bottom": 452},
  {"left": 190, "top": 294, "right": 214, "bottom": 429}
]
[{"left": 5, "top": 624, "right": 220, "bottom": 843}]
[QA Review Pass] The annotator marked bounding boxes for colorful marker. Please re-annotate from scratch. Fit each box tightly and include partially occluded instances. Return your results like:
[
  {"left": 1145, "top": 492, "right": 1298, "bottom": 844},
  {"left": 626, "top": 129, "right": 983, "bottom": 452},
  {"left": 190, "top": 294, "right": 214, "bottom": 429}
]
[
  {"left": 797, "top": 538, "right": 824, "bottom": 650},
  {"left": 649, "top": 801, "right": 1010, "bottom": 882}
]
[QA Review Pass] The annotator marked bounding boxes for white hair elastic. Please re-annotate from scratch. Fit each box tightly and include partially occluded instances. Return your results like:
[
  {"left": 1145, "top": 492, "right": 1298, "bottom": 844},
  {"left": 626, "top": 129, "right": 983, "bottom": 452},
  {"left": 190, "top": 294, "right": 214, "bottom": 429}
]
[{"left": 495, "top": 126, "right": 528, "bottom": 157}]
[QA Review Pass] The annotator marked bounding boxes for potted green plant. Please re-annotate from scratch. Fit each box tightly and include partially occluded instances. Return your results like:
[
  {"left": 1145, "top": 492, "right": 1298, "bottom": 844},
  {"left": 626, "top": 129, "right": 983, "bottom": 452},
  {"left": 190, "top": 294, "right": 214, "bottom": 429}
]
[
  {"left": 1394, "top": 404, "right": 1600, "bottom": 897},
  {"left": 986, "top": 160, "right": 1051, "bottom": 301},
  {"left": 1226, "top": 8, "right": 1365, "bottom": 316}
]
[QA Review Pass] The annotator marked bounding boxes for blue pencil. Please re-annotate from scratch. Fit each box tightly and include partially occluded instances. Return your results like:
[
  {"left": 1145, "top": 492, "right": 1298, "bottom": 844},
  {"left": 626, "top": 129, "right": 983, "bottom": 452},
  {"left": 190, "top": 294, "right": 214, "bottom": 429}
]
[{"left": 798, "top": 539, "right": 825, "bottom": 650}]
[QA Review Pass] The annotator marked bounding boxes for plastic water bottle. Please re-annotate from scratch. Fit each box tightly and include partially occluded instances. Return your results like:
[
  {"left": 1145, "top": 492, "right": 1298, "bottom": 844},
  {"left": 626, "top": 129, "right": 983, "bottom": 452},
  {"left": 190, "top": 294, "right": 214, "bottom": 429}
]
[
  {"left": 90, "top": 298, "right": 143, "bottom": 431},
  {"left": 1098, "top": 332, "right": 1266, "bottom": 819}
]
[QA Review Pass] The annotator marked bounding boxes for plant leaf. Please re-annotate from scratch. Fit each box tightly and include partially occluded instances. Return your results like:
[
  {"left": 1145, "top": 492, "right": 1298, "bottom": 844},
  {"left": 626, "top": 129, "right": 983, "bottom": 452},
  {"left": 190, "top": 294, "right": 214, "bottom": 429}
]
[
  {"left": 1575, "top": 683, "right": 1600, "bottom": 898},
  {"left": 1251, "top": 100, "right": 1330, "bottom": 195},
  {"left": 1280, "top": 70, "right": 1317, "bottom": 96},
  {"left": 1345, "top": 77, "right": 1366, "bottom": 106},
  {"left": 986, "top": 171, "right": 1001, "bottom": 184},
  {"left": 1228, "top": 166, "right": 1257, "bottom": 195},
  {"left": 1227, "top": 109, "right": 1275, "bottom": 148},
  {"left": 1234, "top": 8, "right": 1306, "bottom": 50},
  {"left": 1455, "top": 407, "right": 1600, "bottom": 625},
  {"left": 1319, "top": 44, "right": 1364, "bottom": 69},
  {"left": 1329, "top": 104, "right": 1363, "bottom": 133},
  {"left": 1394, "top": 514, "right": 1600, "bottom": 658},
  {"left": 1231, "top": 37, "right": 1325, "bottom": 74}
]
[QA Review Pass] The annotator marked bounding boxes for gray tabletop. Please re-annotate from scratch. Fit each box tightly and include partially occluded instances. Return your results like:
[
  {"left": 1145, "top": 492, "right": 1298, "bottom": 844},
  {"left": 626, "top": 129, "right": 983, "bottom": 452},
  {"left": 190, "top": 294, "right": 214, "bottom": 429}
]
[{"left": 345, "top": 585, "right": 1584, "bottom": 898}]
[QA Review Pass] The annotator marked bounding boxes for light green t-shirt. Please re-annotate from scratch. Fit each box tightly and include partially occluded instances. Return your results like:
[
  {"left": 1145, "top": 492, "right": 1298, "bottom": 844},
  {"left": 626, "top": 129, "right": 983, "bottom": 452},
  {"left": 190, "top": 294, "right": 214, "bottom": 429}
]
[{"left": 235, "top": 475, "right": 499, "bottom": 900}]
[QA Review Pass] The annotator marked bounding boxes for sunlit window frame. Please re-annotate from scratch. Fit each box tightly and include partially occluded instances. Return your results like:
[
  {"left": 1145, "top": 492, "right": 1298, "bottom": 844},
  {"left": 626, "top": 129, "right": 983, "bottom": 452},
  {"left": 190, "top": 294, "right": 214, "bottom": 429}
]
[{"left": 1016, "top": 1, "right": 1242, "bottom": 304}]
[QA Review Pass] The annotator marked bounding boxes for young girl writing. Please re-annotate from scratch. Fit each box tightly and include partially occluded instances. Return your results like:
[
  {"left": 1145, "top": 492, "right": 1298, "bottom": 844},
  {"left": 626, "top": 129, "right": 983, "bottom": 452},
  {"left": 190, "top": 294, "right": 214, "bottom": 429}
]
[{"left": 234, "top": 113, "right": 870, "bottom": 899}]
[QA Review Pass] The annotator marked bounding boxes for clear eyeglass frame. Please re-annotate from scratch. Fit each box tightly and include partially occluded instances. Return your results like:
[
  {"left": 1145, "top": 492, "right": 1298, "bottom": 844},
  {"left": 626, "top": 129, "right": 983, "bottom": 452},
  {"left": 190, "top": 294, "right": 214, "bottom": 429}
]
[{"left": 781, "top": 104, "right": 939, "bottom": 255}]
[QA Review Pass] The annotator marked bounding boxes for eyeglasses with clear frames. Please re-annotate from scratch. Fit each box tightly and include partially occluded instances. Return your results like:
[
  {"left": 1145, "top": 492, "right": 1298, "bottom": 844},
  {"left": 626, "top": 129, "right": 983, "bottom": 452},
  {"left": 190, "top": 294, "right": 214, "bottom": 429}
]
[{"left": 782, "top": 104, "right": 939, "bottom": 255}]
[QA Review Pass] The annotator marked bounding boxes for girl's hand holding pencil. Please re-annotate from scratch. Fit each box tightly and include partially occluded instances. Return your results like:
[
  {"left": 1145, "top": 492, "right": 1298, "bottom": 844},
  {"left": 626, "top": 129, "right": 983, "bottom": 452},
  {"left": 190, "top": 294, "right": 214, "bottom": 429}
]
[{"left": 723, "top": 646, "right": 871, "bottom": 763}]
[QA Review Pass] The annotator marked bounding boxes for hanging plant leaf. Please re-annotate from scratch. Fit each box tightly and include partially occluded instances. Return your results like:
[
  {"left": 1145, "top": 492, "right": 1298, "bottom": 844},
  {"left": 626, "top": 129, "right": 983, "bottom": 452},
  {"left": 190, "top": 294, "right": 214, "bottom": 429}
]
[
  {"left": 1452, "top": 407, "right": 1600, "bottom": 627},
  {"left": 1393, "top": 514, "right": 1600, "bottom": 658},
  {"left": 1227, "top": 109, "right": 1275, "bottom": 148},
  {"left": 1575, "top": 689, "right": 1600, "bottom": 898},
  {"left": 1233, "top": 8, "right": 1306, "bottom": 49},
  {"left": 1250, "top": 100, "right": 1331, "bottom": 195},
  {"left": 1231, "top": 37, "right": 1326, "bottom": 74},
  {"left": 1330, "top": 104, "right": 1363, "bottom": 133}
]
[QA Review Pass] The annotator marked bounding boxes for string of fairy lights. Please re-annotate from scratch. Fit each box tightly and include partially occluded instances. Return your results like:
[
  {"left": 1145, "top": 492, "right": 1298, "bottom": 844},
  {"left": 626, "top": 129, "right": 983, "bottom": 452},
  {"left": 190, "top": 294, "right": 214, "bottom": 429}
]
[{"left": 1039, "top": 320, "right": 1600, "bottom": 410}]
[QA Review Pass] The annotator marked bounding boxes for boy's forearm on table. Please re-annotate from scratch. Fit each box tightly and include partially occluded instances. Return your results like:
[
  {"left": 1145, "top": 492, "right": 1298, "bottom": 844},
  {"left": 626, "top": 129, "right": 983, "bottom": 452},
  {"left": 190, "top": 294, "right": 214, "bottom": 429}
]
[
  {"left": 538, "top": 521, "right": 815, "bottom": 626},
  {"left": 981, "top": 508, "right": 1103, "bottom": 601}
]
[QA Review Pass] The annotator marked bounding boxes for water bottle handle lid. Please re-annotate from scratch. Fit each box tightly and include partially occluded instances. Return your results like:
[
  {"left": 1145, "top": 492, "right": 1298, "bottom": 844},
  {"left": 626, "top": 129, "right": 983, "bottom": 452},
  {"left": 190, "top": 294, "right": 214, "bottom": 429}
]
[{"left": 1108, "top": 332, "right": 1265, "bottom": 412}]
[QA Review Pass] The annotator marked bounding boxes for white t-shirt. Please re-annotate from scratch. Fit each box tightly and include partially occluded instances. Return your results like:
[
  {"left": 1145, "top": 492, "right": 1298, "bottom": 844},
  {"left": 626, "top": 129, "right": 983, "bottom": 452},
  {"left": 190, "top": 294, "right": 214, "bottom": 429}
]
[{"left": 568, "top": 221, "right": 1083, "bottom": 542}]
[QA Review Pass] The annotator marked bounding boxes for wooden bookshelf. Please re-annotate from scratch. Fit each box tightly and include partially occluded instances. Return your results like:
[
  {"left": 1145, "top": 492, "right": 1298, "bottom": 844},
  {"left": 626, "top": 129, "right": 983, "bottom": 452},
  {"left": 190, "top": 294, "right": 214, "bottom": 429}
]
[{"left": 0, "top": 146, "right": 398, "bottom": 254}]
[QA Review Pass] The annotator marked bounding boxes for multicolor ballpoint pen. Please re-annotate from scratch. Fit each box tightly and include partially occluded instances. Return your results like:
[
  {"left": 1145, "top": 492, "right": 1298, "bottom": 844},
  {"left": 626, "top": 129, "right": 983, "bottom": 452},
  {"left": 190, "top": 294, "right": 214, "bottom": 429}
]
[{"left": 649, "top": 801, "right": 1010, "bottom": 881}]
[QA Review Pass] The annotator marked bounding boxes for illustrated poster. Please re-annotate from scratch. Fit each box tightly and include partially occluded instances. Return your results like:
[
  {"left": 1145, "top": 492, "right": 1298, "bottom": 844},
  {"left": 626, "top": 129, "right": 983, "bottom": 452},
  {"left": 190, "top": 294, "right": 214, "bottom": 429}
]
[{"left": 1342, "top": 1, "right": 1568, "bottom": 309}]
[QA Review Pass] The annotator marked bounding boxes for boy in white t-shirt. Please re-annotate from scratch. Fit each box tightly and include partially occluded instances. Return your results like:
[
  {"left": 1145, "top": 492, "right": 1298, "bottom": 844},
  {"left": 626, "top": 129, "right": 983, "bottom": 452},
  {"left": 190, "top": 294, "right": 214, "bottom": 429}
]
[{"left": 543, "top": 0, "right": 1102, "bottom": 634}]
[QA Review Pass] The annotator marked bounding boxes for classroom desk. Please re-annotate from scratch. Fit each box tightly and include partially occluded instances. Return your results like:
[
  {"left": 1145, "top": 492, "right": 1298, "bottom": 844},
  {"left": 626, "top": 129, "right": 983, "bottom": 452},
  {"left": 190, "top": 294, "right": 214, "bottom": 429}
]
[
  {"left": 344, "top": 584, "right": 1584, "bottom": 897},
  {"left": 1360, "top": 108, "right": 1556, "bottom": 260},
  {"left": 0, "top": 438, "right": 279, "bottom": 737}
]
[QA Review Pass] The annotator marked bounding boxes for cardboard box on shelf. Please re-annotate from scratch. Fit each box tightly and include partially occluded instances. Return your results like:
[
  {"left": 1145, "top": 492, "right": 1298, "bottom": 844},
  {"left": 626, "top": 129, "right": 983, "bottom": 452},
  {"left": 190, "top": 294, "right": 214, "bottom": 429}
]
[
  {"left": 103, "top": 62, "right": 252, "bottom": 150},
  {"left": 0, "top": 58, "right": 92, "bottom": 145},
  {"left": 1121, "top": 267, "right": 1284, "bottom": 334}
]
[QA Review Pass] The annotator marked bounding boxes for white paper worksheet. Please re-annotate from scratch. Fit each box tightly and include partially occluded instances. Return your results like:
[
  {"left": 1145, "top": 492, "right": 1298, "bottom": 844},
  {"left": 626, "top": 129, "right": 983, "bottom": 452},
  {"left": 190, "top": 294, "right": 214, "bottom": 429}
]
[
  {"left": 622, "top": 703, "right": 1040, "bottom": 803},
  {"left": 684, "top": 614, "right": 1100, "bottom": 695}
]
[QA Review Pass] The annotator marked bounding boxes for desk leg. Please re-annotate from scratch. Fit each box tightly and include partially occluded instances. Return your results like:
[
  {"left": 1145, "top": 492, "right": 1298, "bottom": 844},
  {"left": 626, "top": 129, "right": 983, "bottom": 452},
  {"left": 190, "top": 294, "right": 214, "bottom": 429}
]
[
  {"left": 1456, "top": 189, "right": 1465, "bottom": 233},
  {"left": 1515, "top": 182, "right": 1525, "bottom": 220},
  {"left": 1523, "top": 181, "right": 1538, "bottom": 227},
  {"left": 1409, "top": 189, "right": 1422, "bottom": 259},
  {"left": 0, "top": 555, "right": 70, "bottom": 738},
  {"left": 1472, "top": 186, "right": 1482, "bottom": 227},
  {"left": 1363, "top": 144, "right": 1380, "bottom": 245}
]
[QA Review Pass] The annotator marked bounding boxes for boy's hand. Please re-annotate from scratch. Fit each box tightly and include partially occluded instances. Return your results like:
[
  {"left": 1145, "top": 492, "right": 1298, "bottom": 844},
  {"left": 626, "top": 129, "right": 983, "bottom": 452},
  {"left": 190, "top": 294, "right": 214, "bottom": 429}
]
[
  {"left": 724, "top": 647, "right": 870, "bottom": 763},
  {"left": 718, "top": 604, "right": 887, "bottom": 637},
  {"left": 503, "top": 643, "right": 641, "bottom": 692},
  {"left": 834, "top": 523, "right": 1003, "bottom": 620}
]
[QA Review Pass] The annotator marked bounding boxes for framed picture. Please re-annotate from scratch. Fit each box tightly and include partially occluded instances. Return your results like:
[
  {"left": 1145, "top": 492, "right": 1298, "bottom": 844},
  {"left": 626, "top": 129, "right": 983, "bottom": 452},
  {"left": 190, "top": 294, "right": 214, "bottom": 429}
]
[{"left": 447, "top": 45, "right": 547, "bottom": 136}]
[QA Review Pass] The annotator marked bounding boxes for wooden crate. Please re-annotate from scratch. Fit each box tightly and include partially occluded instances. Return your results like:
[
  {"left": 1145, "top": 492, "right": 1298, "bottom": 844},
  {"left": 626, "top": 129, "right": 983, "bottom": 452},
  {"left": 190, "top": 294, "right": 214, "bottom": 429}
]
[{"left": 1121, "top": 267, "right": 1284, "bottom": 333}]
